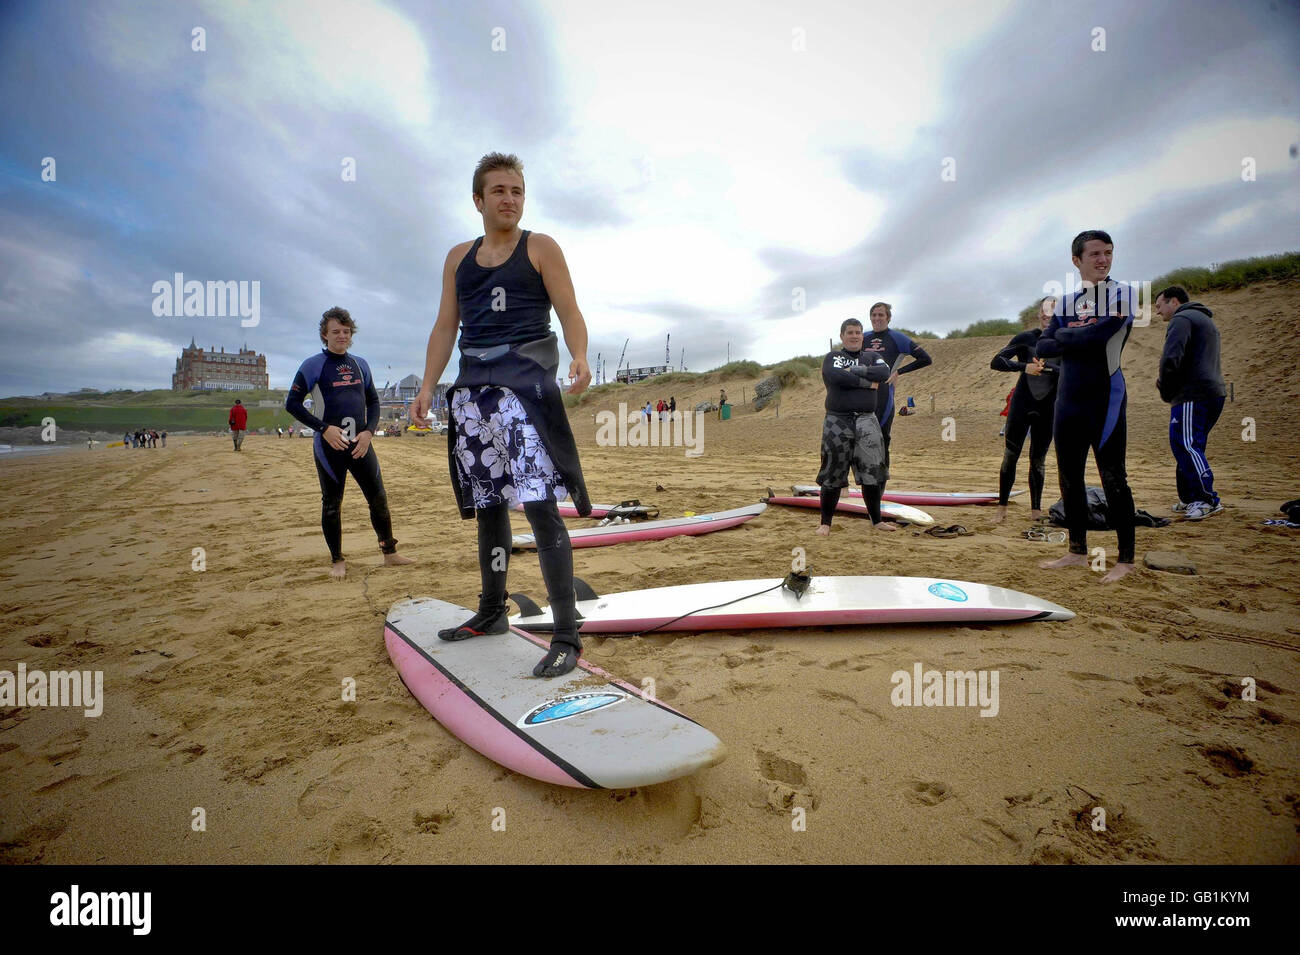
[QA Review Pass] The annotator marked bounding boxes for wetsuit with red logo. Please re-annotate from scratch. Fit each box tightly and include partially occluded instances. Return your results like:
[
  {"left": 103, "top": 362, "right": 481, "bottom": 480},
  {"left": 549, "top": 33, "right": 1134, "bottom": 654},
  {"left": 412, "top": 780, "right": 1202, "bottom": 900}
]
[
  {"left": 1035, "top": 279, "right": 1136, "bottom": 564},
  {"left": 286, "top": 349, "right": 395, "bottom": 562}
]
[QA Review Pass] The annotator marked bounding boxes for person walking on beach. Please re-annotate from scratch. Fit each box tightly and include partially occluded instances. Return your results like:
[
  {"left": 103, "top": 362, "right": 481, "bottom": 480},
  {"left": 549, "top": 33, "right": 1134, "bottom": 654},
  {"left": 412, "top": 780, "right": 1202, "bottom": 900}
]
[
  {"left": 1035, "top": 230, "right": 1137, "bottom": 583},
  {"left": 411, "top": 152, "right": 592, "bottom": 678},
  {"left": 863, "top": 303, "right": 932, "bottom": 483},
  {"left": 990, "top": 295, "right": 1060, "bottom": 523},
  {"left": 161, "top": 430, "right": 167, "bottom": 448},
  {"left": 817, "top": 318, "right": 893, "bottom": 535},
  {"left": 1155, "top": 285, "right": 1226, "bottom": 521},
  {"left": 286, "top": 307, "right": 416, "bottom": 580},
  {"left": 228, "top": 399, "right": 248, "bottom": 451}
]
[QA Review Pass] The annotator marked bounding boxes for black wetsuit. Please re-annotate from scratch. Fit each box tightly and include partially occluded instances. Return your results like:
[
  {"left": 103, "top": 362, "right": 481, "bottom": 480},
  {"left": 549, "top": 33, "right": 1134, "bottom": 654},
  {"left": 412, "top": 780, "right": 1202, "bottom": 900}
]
[
  {"left": 285, "top": 349, "right": 395, "bottom": 562},
  {"left": 1036, "top": 279, "right": 1136, "bottom": 564},
  {"left": 862, "top": 328, "right": 933, "bottom": 472},
  {"left": 818, "top": 348, "right": 891, "bottom": 524},
  {"left": 991, "top": 328, "right": 1059, "bottom": 509}
]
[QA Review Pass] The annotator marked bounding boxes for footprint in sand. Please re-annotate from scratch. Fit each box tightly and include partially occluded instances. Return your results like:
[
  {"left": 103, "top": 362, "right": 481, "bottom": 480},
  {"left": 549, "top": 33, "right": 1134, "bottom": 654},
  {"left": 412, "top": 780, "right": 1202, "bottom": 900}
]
[
  {"left": 906, "top": 780, "right": 952, "bottom": 806},
  {"left": 757, "top": 749, "right": 817, "bottom": 812}
]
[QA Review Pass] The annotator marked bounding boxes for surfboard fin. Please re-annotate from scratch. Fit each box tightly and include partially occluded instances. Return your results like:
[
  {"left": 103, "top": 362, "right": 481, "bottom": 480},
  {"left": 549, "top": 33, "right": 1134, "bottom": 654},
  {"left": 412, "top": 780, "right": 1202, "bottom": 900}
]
[
  {"left": 510, "top": 592, "right": 544, "bottom": 618},
  {"left": 573, "top": 577, "right": 599, "bottom": 602}
]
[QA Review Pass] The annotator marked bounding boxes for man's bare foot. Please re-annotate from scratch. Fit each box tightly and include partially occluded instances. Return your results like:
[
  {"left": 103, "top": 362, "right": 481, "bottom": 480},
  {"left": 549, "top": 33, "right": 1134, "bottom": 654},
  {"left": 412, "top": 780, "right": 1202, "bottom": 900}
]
[
  {"left": 1039, "top": 553, "right": 1086, "bottom": 570},
  {"left": 330, "top": 559, "right": 347, "bottom": 579},
  {"left": 383, "top": 552, "right": 416, "bottom": 566},
  {"left": 873, "top": 521, "right": 899, "bottom": 532},
  {"left": 991, "top": 506, "right": 1007, "bottom": 525},
  {"left": 1101, "top": 561, "right": 1136, "bottom": 583},
  {"left": 816, "top": 524, "right": 831, "bottom": 536},
  {"left": 1030, "top": 509, "right": 1043, "bottom": 521}
]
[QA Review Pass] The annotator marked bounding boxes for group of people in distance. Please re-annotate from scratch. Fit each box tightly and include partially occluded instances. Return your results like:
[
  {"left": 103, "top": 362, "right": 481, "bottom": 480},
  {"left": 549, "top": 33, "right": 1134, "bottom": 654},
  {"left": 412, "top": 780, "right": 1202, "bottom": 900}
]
[
  {"left": 818, "top": 229, "right": 1226, "bottom": 585},
  {"left": 124, "top": 428, "right": 165, "bottom": 448}
]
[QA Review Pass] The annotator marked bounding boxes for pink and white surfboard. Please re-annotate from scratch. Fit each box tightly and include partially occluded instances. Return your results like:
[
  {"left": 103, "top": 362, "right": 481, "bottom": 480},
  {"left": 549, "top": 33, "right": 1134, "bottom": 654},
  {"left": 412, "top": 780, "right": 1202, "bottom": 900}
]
[
  {"left": 512, "top": 503, "right": 765, "bottom": 550},
  {"left": 385, "top": 597, "right": 725, "bottom": 788}
]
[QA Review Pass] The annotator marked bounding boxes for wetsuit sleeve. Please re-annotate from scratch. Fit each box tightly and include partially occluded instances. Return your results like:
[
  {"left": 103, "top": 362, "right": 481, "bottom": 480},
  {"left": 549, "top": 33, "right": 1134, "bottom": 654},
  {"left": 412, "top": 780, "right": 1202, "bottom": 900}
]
[
  {"left": 897, "top": 342, "right": 932, "bottom": 375},
  {"left": 991, "top": 332, "right": 1033, "bottom": 372},
  {"left": 363, "top": 363, "right": 380, "bottom": 434},
  {"left": 1035, "top": 314, "right": 1065, "bottom": 359},
  {"left": 285, "top": 361, "right": 326, "bottom": 432},
  {"left": 822, "top": 353, "right": 873, "bottom": 389},
  {"left": 1158, "top": 316, "right": 1190, "bottom": 401},
  {"left": 1053, "top": 311, "right": 1130, "bottom": 349},
  {"left": 857, "top": 357, "right": 891, "bottom": 382}
]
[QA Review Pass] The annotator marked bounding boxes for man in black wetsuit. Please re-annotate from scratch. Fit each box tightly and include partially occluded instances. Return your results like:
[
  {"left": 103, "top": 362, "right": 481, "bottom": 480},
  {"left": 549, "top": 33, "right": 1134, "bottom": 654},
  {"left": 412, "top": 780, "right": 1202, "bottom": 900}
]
[
  {"left": 863, "top": 303, "right": 933, "bottom": 481},
  {"left": 1035, "top": 230, "right": 1137, "bottom": 583},
  {"left": 990, "top": 295, "right": 1060, "bottom": 523},
  {"left": 817, "top": 318, "right": 894, "bottom": 534},
  {"left": 286, "top": 307, "right": 416, "bottom": 580},
  {"left": 412, "top": 152, "right": 592, "bottom": 679}
]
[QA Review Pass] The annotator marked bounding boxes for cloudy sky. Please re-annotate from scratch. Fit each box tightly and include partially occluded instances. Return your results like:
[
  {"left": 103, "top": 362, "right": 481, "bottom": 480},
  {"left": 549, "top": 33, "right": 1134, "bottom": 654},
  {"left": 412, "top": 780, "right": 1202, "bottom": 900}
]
[{"left": 1, "top": 0, "right": 1297, "bottom": 395}]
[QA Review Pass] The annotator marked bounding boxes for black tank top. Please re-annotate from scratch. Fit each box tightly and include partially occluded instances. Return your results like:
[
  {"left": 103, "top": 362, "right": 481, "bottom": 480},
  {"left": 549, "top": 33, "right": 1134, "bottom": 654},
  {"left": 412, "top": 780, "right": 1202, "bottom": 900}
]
[{"left": 455, "top": 230, "right": 552, "bottom": 348}]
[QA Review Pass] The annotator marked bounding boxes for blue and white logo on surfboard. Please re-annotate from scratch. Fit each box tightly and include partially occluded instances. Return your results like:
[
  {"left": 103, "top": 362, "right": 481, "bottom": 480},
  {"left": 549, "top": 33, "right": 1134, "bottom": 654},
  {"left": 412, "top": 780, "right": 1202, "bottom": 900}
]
[
  {"left": 927, "top": 582, "right": 968, "bottom": 602},
  {"left": 519, "top": 691, "right": 626, "bottom": 727}
]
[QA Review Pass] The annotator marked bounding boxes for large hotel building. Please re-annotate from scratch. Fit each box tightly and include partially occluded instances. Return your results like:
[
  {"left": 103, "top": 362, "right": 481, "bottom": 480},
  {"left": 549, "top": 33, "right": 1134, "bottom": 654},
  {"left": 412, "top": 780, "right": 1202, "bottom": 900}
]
[{"left": 172, "top": 339, "right": 269, "bottom": 391}]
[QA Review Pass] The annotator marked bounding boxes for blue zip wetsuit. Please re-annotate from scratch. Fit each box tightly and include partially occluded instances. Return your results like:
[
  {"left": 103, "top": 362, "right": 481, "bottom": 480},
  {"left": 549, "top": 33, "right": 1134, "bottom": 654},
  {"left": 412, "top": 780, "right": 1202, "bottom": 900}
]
[{"left": 285, "top": 349, "right": 396, "bottom": 562}]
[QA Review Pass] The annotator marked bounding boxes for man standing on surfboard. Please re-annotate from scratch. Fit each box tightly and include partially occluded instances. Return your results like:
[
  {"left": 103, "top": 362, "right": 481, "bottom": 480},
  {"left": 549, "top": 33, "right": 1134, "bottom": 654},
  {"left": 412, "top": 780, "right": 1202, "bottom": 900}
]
[
  {"left": 412, "top": 152, "right": 592, "bottom": 678},
  {"left": 863, "top": 302, "right": 933, "bottom": 483},
  {"left": 1035, "top": 230, "right": 1137, "bottom": 583},
  {"left": 990, "top": 295, "right": 1060, "bottom": 523},
  {"left": 286, "top": 307, "right": 417, "bottom": 580},
  {"left": 817, "top": 318, "right": 894, "bottom": 535}
]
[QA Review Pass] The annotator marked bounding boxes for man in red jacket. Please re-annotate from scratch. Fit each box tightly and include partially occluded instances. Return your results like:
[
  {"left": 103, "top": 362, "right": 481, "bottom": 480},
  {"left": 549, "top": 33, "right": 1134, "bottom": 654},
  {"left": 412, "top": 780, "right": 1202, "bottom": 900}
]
[{"left": 228, "top": 398, "right": 248, "bottom": 451}]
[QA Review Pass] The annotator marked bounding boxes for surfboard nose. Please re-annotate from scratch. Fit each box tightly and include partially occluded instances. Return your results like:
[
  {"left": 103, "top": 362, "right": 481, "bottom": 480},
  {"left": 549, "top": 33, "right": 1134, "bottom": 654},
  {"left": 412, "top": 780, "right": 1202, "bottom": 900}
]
[{"left": 1040, "top": 602, "right": 1075, "bottom": 621}]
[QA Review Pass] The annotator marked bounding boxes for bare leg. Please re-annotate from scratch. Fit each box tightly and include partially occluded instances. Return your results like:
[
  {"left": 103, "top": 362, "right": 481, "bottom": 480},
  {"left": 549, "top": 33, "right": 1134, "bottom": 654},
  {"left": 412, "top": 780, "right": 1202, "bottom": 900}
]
[
  {"left": 383, "top": 551, "right": 416, "bottom": 566},
  {"left": 873, "top": 521, "right": 899, "bottom": 532},
  {"left": 1030, "top": 509, "right": 1043, "bottom": 520},
  {"left": 816, "top": 524, "right": 831, "bottom": 536},
  {"left": 330, "top": 559, "right": 347, "bottom": 579},
  {"left": 992, "top": 505, "right": 1007, "bottom": 525}
]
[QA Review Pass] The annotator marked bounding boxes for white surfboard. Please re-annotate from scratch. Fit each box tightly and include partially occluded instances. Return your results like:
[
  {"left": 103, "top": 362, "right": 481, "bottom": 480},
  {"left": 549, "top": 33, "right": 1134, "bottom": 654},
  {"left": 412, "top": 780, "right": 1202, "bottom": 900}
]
[
  {"left": 510, "top": 576, "right": 1074, "bottom": 634},
  {"left": 385, "top": 597, "right": 725, "bottom": 789},
  {"left": 512, "top": 502, "right": 765, "bottom": 550},
  {"left": 792, "top": 484, "right": 1024, "bottom": 506}
]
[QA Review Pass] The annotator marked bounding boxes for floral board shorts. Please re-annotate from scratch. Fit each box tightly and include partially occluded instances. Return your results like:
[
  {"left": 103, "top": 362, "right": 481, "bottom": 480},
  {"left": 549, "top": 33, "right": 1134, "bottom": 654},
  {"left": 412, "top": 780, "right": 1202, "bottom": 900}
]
[{"left": 451, "top": 386, "right": 569, "bottom": 509}]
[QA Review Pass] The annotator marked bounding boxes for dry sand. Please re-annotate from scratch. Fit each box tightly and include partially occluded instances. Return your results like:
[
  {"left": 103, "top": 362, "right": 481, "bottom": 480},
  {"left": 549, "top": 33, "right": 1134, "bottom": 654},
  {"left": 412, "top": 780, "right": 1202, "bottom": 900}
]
[{"left": 2, "top": 281, "right": 1297, "bottom": 864}]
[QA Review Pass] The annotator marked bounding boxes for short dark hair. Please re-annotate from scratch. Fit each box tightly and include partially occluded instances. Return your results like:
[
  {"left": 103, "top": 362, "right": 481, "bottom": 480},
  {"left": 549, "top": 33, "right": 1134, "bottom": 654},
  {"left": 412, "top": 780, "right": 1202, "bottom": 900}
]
[
  {"left": 473, "top": 152, "right": 525, "bottom": 198},
  {"left": 234, "top": 399, "right": 242, "bottom": 404},
  {"left": 1155, "top": 285, "right": 1189, "bottom": 305},
  {"left": 869, "top": 302, "right": 892, "bottom": 319},
  {"left": 320, "top": 306, "right": 356, "bottom": 343},
  {"left": 840, "top": 318, "right": 863, "bottom": 334},
  {"left": 1071, "top": 230, "right": 1114, "bottom": 259}
]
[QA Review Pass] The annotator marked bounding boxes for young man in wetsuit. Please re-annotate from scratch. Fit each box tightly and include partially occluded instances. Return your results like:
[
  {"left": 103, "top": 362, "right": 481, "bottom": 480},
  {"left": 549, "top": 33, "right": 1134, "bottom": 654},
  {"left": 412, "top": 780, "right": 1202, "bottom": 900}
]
[
  {"left": 863, "top": 303, "right": 933, "bottom": 480},
  {"left": 817, "top": 318, "right": 894, "bottom": 535},
  {"left": 990, "top": 296, "right": 1060, "bottom": 523},
  {"left": 286, "top": 307, "right": 416, "bottom": 580},
  {"left": 1035, "top": 230, "right": 1137, "bottom": 583},
  {"left": 1155, "top": 285, "right": 1226, "bottom": 521},
  {"left": 412, "top": 152, "right": 592, "bottom": 679}
]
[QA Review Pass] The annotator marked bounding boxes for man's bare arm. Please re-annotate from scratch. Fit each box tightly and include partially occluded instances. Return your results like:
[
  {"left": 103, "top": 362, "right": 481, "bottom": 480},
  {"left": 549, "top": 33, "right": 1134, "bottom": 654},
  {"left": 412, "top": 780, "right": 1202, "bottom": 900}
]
[
  {"left": 413, "top": 244, "right": 469, "bottom": 420},
  {"left": 533, "top": 233, "right": 590, "bottom": 393}
]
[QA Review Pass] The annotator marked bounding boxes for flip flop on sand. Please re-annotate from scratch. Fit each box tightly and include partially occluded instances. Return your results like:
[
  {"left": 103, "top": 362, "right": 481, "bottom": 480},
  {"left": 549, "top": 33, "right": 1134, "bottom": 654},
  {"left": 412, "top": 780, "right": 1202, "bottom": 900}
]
[
  {"left": 1023, "top": 528, "right": 1066, "bottom": 543},
  {"left": 925, "top": 524, "right": 972, "bottom": 539}
]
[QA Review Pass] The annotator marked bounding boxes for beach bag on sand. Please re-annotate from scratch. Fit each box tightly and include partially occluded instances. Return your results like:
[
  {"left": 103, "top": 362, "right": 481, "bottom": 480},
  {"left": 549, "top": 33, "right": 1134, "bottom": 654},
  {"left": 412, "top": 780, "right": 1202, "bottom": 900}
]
[{"left": 1048, "top": 487, "right": 1170, "bottom": 529}]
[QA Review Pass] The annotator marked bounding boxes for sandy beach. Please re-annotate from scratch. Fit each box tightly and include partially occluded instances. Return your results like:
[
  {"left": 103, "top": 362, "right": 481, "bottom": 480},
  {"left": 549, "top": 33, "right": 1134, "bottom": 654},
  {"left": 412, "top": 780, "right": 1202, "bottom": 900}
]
[{"left": 1, "top": 282, "right": 1297, "bottom": 864}]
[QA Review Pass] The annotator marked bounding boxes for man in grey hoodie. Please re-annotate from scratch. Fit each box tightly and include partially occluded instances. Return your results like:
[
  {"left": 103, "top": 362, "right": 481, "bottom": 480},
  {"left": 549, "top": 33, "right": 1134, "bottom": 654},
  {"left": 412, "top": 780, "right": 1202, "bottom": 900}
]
[{"left": 1155, "top": 286, "right": 1226, "bottom": 520}]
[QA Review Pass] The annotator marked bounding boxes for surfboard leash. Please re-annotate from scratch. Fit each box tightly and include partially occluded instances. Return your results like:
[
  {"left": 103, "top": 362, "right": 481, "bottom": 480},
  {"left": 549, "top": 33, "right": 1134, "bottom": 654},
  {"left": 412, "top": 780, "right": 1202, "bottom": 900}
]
[{"left": 629, "top": 572, "right": 813, "bottom": 637}]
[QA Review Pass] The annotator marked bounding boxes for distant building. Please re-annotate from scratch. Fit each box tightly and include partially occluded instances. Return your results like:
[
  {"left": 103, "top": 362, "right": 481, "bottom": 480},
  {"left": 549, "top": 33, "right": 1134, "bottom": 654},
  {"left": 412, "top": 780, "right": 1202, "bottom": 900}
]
[
  {"left": 377, "top": 375, "right": 450, "bottom": 422},
  {"left": 616, "top": 364, "right": 670, "bottom": 384},
  {"left": 172, "top": 339, "right": 269, "bottom": 391}
]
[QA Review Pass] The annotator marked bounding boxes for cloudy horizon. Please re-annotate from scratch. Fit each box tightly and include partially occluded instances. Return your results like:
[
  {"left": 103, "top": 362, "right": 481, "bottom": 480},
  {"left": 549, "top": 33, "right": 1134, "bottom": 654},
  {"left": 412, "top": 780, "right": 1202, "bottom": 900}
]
[{"left": 1, "top": 0, "right": 1297, "bottom": 396}]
